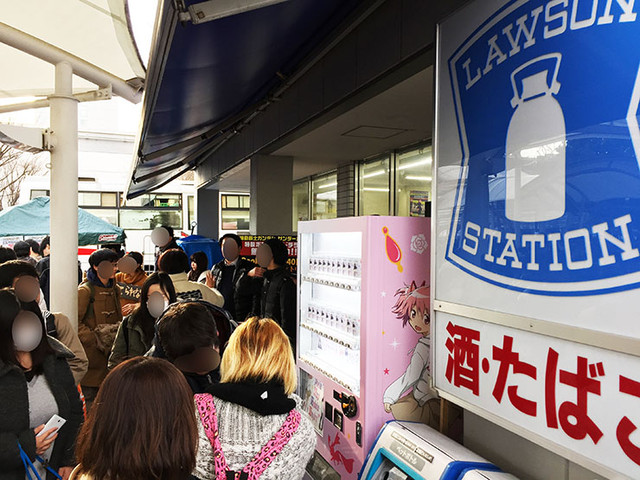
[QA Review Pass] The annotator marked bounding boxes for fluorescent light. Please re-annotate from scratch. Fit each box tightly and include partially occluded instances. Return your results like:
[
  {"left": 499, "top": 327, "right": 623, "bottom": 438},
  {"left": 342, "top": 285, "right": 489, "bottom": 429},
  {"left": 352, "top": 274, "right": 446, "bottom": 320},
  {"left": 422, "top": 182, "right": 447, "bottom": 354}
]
[
  {"left": 318, "top": 182, "right": 337, "bottom": 189},
  {"left": 405, "top": 176, "right": 432, "bottom": 181},
  {"left": 362, "top": 169, "right": 386, "bottom": 179},
  {"left": 363, "top": 187, "right": 389, "bottom": 192},
  {"left": 398, "top": 157, "right": 432, "bottom": 171}
]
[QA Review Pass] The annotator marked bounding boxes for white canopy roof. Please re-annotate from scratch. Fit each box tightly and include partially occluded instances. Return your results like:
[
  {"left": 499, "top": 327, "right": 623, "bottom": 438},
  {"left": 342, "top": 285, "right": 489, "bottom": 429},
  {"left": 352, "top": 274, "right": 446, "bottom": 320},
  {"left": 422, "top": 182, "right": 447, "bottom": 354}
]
[{"left": 0, "top": 0, "right": 145, "bottom": 103}]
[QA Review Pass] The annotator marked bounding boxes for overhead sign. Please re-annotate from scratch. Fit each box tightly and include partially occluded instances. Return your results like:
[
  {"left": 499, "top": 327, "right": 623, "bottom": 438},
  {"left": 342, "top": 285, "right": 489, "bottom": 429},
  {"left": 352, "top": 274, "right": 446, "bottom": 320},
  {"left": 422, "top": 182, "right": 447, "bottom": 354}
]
[
  {"left": 434, "top": 312, "right": 640, "bottom": 479},
  {"left": 445, "top": 0, "right": 640, "bottom": 296}
]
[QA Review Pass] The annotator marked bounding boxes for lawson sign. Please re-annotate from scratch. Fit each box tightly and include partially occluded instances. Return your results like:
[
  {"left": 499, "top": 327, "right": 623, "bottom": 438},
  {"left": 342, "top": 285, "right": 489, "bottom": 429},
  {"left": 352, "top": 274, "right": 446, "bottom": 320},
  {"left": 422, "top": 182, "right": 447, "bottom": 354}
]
[{"left": 445, "top": 0, "right": 640, "bottom": 296}]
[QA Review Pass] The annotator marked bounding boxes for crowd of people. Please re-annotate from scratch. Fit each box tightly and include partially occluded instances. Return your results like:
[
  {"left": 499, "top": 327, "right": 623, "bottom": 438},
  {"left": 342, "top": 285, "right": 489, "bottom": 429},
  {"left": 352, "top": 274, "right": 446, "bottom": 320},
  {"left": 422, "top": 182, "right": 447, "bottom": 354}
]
[{"left": 0, "top": 229, "right": 312, "bottom": 480}]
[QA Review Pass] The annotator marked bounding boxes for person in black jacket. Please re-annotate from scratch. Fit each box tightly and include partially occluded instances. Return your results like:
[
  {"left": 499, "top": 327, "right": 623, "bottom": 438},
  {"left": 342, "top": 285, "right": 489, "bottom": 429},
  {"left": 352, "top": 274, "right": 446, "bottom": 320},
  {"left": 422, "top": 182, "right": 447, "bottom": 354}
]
[
  {"left": 252, "top": 238, "right": 297, "bottom": 353},
  {"left": 0, "top": 288, "right": 83, "bottom": 480},
  {"left": 152, "top": 226, "right": 180, "bottom": 271},
  {"left": 207, "top": 234, "right": 258, "bottom": 323}
]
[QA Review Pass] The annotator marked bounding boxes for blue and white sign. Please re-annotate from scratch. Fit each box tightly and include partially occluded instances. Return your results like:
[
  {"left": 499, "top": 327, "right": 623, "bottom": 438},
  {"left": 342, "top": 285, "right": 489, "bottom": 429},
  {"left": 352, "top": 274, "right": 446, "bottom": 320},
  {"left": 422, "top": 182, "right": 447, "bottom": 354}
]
[{"left": 446, "top": 0, "right": 640, "bottom": 295}]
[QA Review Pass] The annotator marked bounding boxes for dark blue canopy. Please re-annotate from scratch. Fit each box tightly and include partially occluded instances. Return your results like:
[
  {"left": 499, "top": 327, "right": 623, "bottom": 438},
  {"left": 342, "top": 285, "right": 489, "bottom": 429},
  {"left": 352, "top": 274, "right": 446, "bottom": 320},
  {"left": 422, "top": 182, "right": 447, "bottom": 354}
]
[{"left": 127, "top": 0, "right": 359, "bottom": 198}]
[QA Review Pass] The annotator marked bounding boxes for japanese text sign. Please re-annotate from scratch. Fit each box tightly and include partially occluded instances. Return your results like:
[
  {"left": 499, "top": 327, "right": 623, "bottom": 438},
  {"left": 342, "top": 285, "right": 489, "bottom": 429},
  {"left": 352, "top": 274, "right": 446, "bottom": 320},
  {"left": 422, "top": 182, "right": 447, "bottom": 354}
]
[{"left": 435, "top": 313, "right": 640, "bottom": 478}]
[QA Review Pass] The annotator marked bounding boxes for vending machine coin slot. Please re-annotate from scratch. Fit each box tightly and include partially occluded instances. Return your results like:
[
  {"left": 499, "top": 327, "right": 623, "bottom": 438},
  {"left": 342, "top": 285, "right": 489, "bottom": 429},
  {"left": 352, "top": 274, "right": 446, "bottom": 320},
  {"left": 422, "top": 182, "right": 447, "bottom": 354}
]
[
  {"left": 356, "top": 422, "right": 362, "bottom": 447},
  {"left": 325, "top": 402, "right": 333, "bottom": 421},
  {"left": 341, "top": 393, "right": 358, "bottom": 418}
]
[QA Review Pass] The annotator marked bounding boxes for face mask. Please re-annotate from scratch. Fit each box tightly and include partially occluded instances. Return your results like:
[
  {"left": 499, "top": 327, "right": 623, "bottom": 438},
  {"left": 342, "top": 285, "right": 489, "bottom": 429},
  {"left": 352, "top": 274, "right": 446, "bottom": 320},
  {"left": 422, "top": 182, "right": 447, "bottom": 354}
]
[
  {"left": 147, "top": 292, "right": 169, "bottom": 319},
  {"left": 117, "top": 256, "right": 138, "bottom": 275},
  {"left": 13, "top": 276, "right": 40, "bottom": 303},
  {"left": 222, "top": 240, "right": 239, "bottom": 262},
  {"left": 12, "top": 311, "right": 43, "bottom": 352},
  {"left": 151, "top": 227, "right": 171, "bottom": 247},
  {"left": 256, "top": 244, "right": 273, "bottom": 268}
]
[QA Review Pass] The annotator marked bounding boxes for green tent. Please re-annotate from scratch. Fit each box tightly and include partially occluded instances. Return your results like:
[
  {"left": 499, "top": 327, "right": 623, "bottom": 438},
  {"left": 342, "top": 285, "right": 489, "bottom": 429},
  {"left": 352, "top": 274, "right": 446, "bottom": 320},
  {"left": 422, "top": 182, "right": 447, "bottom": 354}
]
[{"left": 0, "top": 197, "right": 125, "bottom": 245}]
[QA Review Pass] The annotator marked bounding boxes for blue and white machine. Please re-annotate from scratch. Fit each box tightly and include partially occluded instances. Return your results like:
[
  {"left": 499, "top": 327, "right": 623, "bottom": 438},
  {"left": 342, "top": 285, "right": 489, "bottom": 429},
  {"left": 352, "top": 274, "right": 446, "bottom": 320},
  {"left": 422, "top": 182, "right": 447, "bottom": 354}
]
[{"left": 360, "top": 421, "right": 518, "bottom": 480}]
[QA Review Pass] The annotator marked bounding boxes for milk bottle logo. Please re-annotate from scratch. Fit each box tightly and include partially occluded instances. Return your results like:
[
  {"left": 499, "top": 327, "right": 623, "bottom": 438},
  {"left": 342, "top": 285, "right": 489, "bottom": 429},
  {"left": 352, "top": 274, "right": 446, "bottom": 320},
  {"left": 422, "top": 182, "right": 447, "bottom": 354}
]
[
  {"left": 444, "top": 0, "right": 640, "bottom": 296},
  {"left": 506, "top": 54, "right": 565, "bottom": 222}
]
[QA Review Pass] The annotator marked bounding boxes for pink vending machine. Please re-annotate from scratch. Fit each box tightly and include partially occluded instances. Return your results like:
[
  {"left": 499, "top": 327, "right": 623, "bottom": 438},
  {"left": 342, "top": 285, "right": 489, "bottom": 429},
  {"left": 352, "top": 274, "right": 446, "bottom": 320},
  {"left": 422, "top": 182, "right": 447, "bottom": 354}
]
[{"left": 297, "top": 216, "right": 433, "bottom": 480}]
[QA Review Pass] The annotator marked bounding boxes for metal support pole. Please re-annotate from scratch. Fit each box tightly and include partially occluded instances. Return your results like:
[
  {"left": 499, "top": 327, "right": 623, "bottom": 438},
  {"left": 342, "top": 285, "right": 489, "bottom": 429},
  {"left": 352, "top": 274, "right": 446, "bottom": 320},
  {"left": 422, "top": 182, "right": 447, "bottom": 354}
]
[{"left": 49, "top": 61, "right": 79, "bottom": 329}]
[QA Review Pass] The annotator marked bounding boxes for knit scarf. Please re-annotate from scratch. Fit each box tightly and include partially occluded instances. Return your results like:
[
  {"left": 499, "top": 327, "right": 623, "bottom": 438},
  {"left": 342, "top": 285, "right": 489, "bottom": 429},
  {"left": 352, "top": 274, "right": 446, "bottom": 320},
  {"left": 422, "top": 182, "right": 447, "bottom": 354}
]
[{"left": 206, "top": 381, "right": 295, "bottom": 416}]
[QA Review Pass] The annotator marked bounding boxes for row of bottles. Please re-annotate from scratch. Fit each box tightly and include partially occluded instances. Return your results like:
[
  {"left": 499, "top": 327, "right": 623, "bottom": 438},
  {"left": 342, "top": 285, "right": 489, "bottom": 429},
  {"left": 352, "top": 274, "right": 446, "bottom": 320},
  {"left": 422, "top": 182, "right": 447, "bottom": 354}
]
[
  {"left": 306, "top": 303, "right": 360, "bottom": 338},
  {"left": 308, "top": 255, "right": 361, "bottom": 278}
]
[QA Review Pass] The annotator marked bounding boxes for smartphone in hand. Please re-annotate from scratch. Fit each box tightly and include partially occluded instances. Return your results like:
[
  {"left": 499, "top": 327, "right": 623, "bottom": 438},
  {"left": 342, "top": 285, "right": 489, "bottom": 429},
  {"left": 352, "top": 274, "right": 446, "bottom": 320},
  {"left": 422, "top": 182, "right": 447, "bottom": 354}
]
[{"left": 36, "top": 414, "right": 66, "bottom": 437}]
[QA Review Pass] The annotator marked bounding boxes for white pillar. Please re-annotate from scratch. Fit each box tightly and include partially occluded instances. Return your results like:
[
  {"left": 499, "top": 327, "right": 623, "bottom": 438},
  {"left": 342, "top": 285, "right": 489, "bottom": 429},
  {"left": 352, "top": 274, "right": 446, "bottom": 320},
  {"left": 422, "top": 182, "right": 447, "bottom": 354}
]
[{"left": 49, "top": 62, "right": 79, "bottom": 329}]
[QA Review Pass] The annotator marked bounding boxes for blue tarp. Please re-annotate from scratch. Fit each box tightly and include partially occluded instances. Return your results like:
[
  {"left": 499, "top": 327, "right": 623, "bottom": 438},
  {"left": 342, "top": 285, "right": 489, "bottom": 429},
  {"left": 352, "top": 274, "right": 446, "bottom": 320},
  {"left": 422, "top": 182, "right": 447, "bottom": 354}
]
[{"left": 177, "top": 234, "right": 223, "bottom": 269}]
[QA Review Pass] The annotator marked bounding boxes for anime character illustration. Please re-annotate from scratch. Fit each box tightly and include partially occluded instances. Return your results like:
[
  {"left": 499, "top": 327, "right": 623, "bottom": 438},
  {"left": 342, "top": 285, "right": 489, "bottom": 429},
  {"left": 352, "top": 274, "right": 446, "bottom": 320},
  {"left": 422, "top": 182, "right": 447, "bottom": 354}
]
[{"left": 383, "top": 281, "right": 440, "bottom": 428}]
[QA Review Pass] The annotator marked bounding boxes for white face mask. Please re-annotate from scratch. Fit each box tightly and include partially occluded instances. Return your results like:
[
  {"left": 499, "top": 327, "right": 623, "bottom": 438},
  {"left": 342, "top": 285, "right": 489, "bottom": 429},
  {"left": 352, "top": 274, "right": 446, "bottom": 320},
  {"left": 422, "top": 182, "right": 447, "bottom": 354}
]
[
  {"left": 147, "top": 293, "right": 169, "bottom": 319},
  {"left": 12, "top": 312, "right": 43, "bottom": 352}
]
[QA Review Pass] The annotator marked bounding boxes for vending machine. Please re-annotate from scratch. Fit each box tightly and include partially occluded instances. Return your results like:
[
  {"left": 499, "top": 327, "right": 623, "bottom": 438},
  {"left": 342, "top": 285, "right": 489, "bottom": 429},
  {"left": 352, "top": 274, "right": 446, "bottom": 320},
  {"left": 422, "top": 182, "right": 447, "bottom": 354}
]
[
  {"left": 360, "top": 421, "right": 518, "bottom": 480},
  {"left": 296, "top": 216, "right": 432, "bottom": 479}
]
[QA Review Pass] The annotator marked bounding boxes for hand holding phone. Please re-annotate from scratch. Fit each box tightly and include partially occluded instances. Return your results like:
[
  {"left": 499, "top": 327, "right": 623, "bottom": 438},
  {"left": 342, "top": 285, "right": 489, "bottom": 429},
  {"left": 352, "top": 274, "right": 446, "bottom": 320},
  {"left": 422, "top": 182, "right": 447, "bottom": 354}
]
[{"left": 36, "top": 414, "right": 66, "bottom": 437}]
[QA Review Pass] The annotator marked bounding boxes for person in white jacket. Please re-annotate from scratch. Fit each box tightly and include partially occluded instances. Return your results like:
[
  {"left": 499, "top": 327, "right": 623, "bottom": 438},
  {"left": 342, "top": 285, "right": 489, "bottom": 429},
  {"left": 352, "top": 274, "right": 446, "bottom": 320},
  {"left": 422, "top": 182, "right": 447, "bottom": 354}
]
[
  {"left": 383, "top": 281, "right": 439, "bottom": 427},
  {"left": 158, "top": 249, "right": 224, "bottom": 307}
]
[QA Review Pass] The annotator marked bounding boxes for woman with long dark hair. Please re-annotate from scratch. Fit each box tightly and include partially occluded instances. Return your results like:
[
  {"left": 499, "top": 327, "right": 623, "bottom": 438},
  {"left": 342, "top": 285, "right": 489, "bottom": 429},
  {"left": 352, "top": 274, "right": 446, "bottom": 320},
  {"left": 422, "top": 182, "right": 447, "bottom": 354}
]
[
  {"left": 0, "top": 288, "right": 83, "bottom": 480},
  {"left": 70, "top": 357, "right": 199, "bottom": 480},
  {"left": 188, "top": 251, "right": 209, "bottom": 283},
  {"left": 108, "top": 272, "right": 177, "bottom": 369}
]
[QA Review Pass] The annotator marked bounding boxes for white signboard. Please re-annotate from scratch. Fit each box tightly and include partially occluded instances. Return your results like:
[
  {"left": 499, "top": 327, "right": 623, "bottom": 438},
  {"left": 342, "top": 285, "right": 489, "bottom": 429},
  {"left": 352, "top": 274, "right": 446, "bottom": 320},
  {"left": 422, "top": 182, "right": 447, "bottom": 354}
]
[
  {"left": 434, "top": 313, "right": 640, "bottom": 479},
  {"left": 434, "top": 0, "right": 640, "bottom": 477}
]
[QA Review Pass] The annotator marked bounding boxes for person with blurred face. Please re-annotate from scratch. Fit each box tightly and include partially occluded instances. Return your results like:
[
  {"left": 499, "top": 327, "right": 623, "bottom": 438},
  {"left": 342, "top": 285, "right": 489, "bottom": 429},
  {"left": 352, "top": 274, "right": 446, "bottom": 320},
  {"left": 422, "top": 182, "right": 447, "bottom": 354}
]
[
  {"left": 115, "top": 252, "right": 148, "bottom": 316},
  {"left": 77, "top": 249, "right": 123, "bottom": 410},
  {"left": 151, "top": 225, "right": 179, "bottom": 271},
  {"left": 206, "top": 234, "right": 258, "bottom": 322},
  {"left": 0, "top": 261, "right": 88, "bottom": 384},
  {"left": 0, "top": 289, "right": 83, "bottom": 480},
  {"left": 108, "top": 272, "right": 177, "bottom": 370},
  {"left": 251, "top": 239, "right": 297, "bottom": 352}
]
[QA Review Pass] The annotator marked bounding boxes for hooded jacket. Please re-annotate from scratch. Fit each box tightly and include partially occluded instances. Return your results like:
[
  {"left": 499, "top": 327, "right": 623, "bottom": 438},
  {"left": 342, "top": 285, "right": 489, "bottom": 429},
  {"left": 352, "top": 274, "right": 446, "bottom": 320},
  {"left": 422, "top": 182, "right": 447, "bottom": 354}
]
[{"left": 0, "top": 338, "right": 83, "bottom": 480}]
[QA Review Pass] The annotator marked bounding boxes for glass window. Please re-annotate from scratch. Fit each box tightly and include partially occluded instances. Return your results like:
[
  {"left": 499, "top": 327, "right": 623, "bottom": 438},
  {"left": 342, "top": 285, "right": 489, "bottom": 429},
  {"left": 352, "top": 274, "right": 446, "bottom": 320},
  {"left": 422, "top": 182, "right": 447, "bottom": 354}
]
[
  {"left": 396, "top": 145, "right": 433, "bottom": 217},
  {"left": 119, "top": 210, "right": 182, "bottom": 230},
  {"left": 101, "top": 192, "right": 117, "bottom": 207},
  {"left": 359, "top": 156, "right": 390, "bottom": 215},
  {"left": 78, "top": 192, "right": 101, "bottom": 206},
  {"left": 311, "top": 172, "right": 337, "bottom": 220},
  {"left": 221, "top": 209, "right": 250, "bottom": 231},
  {"left": 125, "top": 193, "right": 181, "bottom": 208},
  {"left": 187, "top": 195, "right": 195, "bottom": 229},
  {"left": 84, "top": 209, "right": 119, "bottom": 226},
  {"left": 292, "top": 181, "right": 310, "bottom": 231},
  {"left": 30, "top": 190, "right": 49, "bottom": 199}
]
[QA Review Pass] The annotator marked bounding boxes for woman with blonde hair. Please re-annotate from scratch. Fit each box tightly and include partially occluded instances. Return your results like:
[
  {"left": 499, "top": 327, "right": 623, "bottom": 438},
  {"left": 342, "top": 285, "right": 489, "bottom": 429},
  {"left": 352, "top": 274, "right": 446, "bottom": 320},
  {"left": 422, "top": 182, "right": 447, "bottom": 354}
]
[{"left": 194, "top": 317, "right": 316, "bottom": 480}]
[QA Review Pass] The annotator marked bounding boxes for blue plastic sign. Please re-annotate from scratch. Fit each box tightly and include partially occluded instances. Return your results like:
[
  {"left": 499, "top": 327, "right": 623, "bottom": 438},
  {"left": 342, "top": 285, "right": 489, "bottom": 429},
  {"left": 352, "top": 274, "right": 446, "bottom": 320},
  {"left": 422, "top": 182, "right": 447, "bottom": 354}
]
[{"left": 446, "top": 0, "right": 640, "bottom": 296}]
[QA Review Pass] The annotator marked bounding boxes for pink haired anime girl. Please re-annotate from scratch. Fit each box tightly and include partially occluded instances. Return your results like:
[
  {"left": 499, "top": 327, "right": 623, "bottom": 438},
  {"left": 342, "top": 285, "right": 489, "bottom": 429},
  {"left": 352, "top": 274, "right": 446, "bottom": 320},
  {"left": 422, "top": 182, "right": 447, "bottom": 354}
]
[{"left": 383, "top": 281, "right": 439, "bottom": 427}]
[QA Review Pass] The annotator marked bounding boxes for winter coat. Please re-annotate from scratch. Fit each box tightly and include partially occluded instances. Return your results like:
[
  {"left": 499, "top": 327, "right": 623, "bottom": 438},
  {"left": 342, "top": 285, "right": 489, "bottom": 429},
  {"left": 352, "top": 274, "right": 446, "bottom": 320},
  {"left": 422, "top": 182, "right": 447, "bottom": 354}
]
[
  {"left": 255, "top": 267, "right": 297, "bottom": 350},
  {"left": 107, "top": 314, "right": 153, "bottom": 370},
  {"left": 44, "top": 311, "right": 89, "bottom": 384},
  {"left": 154, "top": 238, "right": 180, "bottom": 270},
  {"left": 0, "top": 338, "right": 83, "bottom": 480},
  {"left": 210, "top": 258, "right": 259, "bottom": 322},
  {"left": 115, "top": 269, "right": 148, "bottom": 310},
  {"left": 168, "top": 273, "right": 224, "bottom": 307},
  {"left": 77, "top": 280, "right": 123, "bottom": 387}
]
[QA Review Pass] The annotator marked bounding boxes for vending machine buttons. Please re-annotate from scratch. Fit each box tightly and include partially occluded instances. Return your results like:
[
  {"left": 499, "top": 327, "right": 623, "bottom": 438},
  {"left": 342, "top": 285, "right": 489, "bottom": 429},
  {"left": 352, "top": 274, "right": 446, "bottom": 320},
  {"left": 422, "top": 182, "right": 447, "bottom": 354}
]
[
  {"left": 325, "top": 402, "right": 333, "bottom": 421},
  {"left": 333, "top": 410, "right": 344, "bottom": 432},
  {"left": 355, "top": 422, "right": 362, "bottom": 447}
]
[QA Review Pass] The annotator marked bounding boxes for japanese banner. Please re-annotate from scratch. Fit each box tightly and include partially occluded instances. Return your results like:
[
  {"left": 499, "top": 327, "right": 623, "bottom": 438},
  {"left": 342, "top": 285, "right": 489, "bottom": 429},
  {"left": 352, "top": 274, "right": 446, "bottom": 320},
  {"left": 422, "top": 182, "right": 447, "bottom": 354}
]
[
  {"left": 238, "top": 235, "right": 297, "bottom": 274},
  {"left": 434, "top": 313, "right": 640, "bottom": 478}
]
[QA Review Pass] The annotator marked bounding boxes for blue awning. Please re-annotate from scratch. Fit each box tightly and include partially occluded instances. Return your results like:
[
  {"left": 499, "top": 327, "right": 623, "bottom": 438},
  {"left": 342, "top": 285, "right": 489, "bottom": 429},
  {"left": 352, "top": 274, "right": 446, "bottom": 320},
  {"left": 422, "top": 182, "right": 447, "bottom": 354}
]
[{"left": 127, "top": 0, "right": 360, "bottom": 198}]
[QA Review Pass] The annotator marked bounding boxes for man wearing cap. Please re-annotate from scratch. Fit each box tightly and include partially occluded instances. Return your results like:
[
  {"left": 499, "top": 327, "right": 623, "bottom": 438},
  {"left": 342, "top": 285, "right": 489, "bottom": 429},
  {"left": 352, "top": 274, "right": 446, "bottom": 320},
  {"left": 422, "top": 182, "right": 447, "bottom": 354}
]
[
  {"left": 156, "top": 302, "right": 221, "bottom": 394},
  {"left": 252, "top": 238, "right": 297, "bottom": 352}
]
